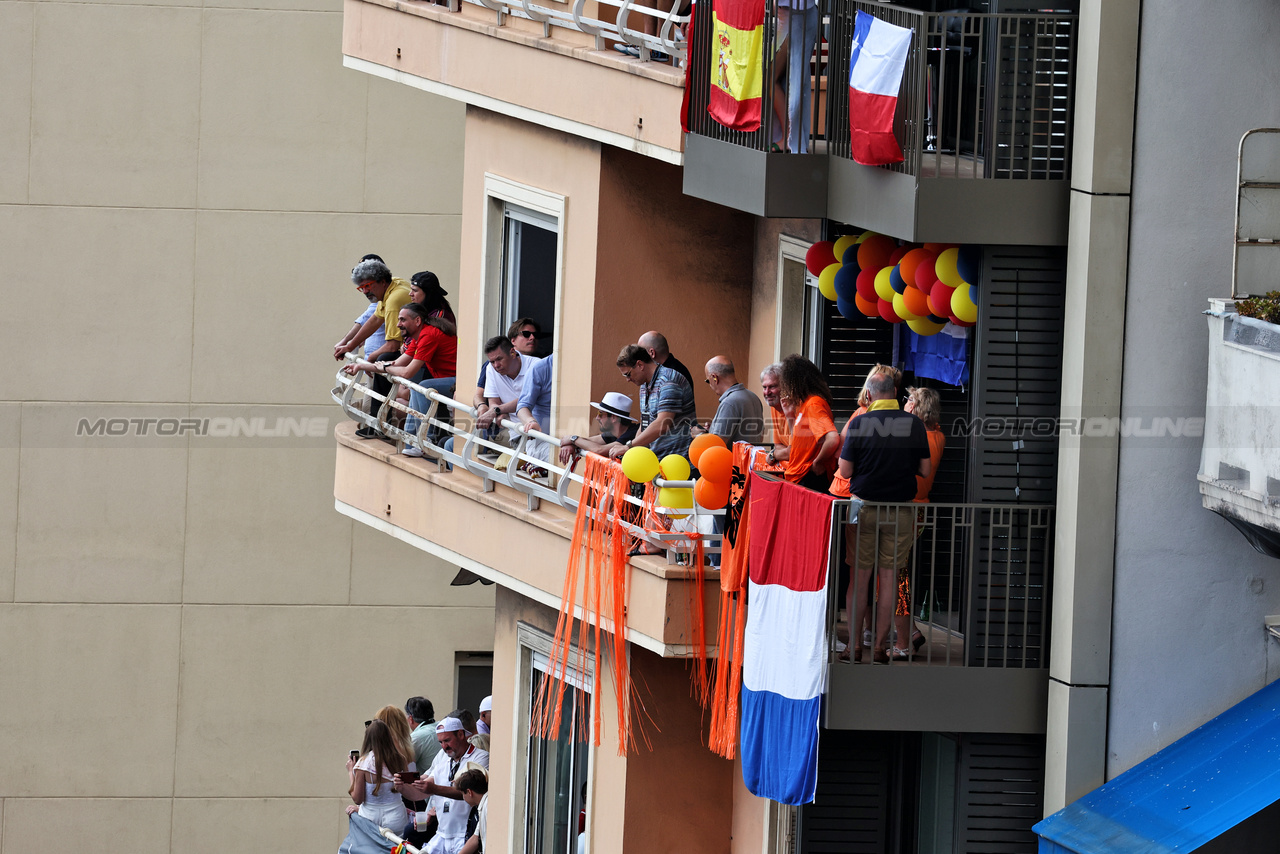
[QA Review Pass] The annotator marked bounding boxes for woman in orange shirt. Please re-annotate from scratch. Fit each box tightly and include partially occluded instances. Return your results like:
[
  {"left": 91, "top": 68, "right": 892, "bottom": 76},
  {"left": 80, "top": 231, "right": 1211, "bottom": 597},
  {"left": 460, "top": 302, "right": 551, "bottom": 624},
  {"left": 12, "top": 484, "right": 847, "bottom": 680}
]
[{"left": 778, "top": 354, "right": 838, "bottom": 492}]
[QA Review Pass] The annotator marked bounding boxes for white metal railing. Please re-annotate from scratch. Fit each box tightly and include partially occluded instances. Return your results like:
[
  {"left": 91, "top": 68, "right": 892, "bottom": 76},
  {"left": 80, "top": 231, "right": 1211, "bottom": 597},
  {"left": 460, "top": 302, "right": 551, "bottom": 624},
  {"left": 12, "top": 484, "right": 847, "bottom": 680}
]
[
  {"left": 333, "top": 356, "right": 721, "bottom": 559},
  {"left": 461, "top": 0, "right": 689, "bottom": 63}
]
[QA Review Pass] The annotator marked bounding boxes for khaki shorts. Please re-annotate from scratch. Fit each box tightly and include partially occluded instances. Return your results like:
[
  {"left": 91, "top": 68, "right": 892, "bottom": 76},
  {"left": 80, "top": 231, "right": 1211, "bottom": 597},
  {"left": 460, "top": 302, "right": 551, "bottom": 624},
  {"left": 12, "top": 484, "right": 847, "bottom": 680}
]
[{"left": 851, "top": 504, "right": 915, "bottom": 572}]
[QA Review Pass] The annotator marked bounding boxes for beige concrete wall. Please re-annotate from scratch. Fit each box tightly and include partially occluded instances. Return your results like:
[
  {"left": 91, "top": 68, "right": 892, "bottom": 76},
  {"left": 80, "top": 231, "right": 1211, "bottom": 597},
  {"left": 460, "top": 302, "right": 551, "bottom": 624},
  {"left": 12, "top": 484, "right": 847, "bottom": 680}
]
[{"left": 0, "top": 1, "right": 493, "bottom": 851}]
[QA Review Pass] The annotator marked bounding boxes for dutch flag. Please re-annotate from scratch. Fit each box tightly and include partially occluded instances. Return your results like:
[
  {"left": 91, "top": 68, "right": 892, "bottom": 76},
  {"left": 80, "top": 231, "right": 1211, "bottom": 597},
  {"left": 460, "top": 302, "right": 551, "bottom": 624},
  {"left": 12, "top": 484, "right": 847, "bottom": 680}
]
[
  {"left": 847, "top": 10, "right": 914, "bottom": 166},
  {"left": 740, "top": 474, "right": 835, "bottom": 805}
]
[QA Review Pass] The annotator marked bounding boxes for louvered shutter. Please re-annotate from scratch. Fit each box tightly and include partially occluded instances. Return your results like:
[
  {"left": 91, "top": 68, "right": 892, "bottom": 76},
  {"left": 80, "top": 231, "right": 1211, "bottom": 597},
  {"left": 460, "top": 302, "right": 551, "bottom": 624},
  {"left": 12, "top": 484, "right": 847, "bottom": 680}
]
[
  {"left": 799, "top": 730, "right": 894, "bottom": 854},
  {"left": 955, "top": 734, "right": 1046, "bottom": 854}
]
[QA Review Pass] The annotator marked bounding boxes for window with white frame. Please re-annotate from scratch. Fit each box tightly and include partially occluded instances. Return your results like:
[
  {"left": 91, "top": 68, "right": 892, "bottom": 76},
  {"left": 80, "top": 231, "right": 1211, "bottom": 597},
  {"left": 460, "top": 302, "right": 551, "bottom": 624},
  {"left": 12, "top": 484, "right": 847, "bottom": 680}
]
[
  {"left": 500, "top": 205, "right": 558, "bottom": 358},
  {"left": 514, "top": 623, "right": 593, "bottom": 854},
  {"left": 776, "top": 235, "right": 825, "bottom": 367}
]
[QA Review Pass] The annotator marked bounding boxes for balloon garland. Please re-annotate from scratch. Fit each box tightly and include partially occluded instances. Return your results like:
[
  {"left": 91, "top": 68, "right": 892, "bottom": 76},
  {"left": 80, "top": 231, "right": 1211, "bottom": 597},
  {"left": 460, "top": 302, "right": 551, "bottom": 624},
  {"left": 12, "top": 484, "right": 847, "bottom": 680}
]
[{"left": 803, "top": 234, "right": 982, "bottom": 334}]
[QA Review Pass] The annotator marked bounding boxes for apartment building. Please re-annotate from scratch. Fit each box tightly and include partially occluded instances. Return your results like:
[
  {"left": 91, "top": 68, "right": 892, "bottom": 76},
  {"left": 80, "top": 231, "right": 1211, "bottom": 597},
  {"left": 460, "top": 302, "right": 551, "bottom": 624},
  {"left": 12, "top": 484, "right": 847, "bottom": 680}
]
[{"left": 333, "top": 0, "right": 1280, "bottom": 850}]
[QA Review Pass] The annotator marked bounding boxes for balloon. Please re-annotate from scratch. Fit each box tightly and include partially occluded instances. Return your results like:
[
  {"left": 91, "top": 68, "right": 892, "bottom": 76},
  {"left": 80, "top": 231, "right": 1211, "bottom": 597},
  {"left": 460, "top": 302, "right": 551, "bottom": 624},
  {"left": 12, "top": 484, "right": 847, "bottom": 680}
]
[
  {"left": 818, "top": 262, "right": 840, "bottom": 301},
  {"left": 907, "top": 317, "right": 947, "bottom": 336},
  {"left": 836, "top": 296, "right": 857, "bottom": 320},
  {"left": 694, "top": 477, "right": 731, "bottom": 510},
  {"left": 923, "top": 242, "right": 957, "bottom": 254},
  {"left": 935, "top": 247, "right": 964, "bottom": 288},
  {"left": 888, "top": 245, "right": 910, "bottom": 266},
  {"left": 899, "top": 248, "right": 932, "bottom": 288},
  {"left": 805, "top": 241, "right": 837, "bottom": 277},
  {"left": 902, "top": 284, "right": 931, "bottom": 318},
  {"left": 659, "top": 453, "right": 691, "bottom": 482},
  {"left": 658, "top": 486, "right": 693, "bottom": 518},
  {"left": 834, "top": 264, "right": 860, "bottom": 301},
  {"left": 857, "top": 234, "right": 896, "bottom": 271},
  {"left": 855, "top": 293, "right": 880, "bottom": 317},
  {"left": 833, "top": 234, "right": 860, "bottom": 264},
  {"left": 893, "top": 290, "right": 920, "bottom": 321},
  {"left": 698, "top": 445, "right": 734, "bottom": 484},
  {"left": 855, "top": 268, "right": 880, "bottom": 301},
  {"left": 841, "top": 244, "right": 863, "bottom": 269},
  {"left": 856, "top": 230, "right": 876, "bottom": 244},
  {"left": 927, "top": 314, "right": 949, "bottom": 324},
  {"left": 878, "top": 298, "right": 904, "bottom": 324},
  {"left": 688, "top": 433, "right": 726, "bottom": 468},
  {"left": 949, "top": 316, "right": 976, "bottom": 328},
  {"left": 889, "top": 264, "right": 908, "bottom": 294},
  {"left": 927, "top": 283, "right": 955, "bottom": 318},
  {"left": 915, "top": 255, "right": 940, "bottom": 297},
  {"left": 874, "top": 266, "right": 897, "bottom": 302},
  {"left": 957, "top": 244, "right": 982, "bottom": 285},
  {"left": 951, "top": 283, "right": 979, "bottom": 323},
  {"left": 621, "top": 446, "right": 660, "bottom": 483}
]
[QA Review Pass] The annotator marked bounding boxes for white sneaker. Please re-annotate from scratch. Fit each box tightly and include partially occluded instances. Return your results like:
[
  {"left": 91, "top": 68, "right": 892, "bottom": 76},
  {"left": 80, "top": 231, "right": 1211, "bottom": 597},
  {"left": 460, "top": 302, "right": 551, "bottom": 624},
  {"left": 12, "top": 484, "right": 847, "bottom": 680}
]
[{"left": 401, "top": 446, "right": 424, "bottom": 458}]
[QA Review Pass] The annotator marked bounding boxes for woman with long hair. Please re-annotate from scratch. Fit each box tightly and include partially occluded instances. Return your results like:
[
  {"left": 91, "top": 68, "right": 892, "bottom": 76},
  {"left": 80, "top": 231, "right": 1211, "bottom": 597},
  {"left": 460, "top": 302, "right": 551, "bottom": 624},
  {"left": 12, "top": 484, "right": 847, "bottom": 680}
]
[
  {"left": 339, "top": 719, "right": 411, "bottom": 853},
  {"left": 777, "top": 354, "right": 838, "bottom": 492},
  {"left": 372, "top": 705, "right": 416, "bottom": 769}
]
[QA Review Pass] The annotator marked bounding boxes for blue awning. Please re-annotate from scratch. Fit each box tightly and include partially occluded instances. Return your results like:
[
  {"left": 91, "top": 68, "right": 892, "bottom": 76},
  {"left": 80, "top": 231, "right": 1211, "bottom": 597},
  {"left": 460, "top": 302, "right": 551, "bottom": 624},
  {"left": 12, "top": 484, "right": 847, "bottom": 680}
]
[{"left": 1034, "top": 678, "right": 1280, "bottom": 853}]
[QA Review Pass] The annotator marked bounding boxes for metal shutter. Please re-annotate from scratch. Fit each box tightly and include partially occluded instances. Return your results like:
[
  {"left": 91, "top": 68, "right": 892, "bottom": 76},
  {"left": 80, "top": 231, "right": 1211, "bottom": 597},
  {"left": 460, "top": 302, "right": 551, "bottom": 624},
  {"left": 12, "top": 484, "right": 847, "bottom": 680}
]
[{"left": 955, "top": 734, "right": 1046, "bottom": 854}]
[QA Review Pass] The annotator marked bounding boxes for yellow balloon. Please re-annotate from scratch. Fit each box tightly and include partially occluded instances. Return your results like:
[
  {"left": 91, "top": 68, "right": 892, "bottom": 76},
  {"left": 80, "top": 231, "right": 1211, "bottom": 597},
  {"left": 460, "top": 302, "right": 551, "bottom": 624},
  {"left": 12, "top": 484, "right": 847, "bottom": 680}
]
[
  {"left": 893, "top": 290, "right": 921, "bottom": 322},
  {"left": 818, "top": 262, "right": 841, "bottom": 301},
  {"left": 951, "top": 283, "right": 978, "bottom": 323},
  {"left": 621, "top": 446, "right": 660, "bottom": 483},
  {"left": 907, "top": 317, "right": 946, "bottom": 336},
  {"left": 659, "top": 453, "right": 691, "bottom": 482},
  {"left": 874, "top": 266, "right": 896, "bottom": 302},
  {"left": 658, "top": 486, "right": 693, "bottom": 519},
  {"left": 856, "top": 230, "right": 876, "bottom": 244},
  {"left": 935, "top": 247, "right": 964, "bottom": 289},
  {"left": 833, "top": 234, "right": 859, "bottom": 263}
]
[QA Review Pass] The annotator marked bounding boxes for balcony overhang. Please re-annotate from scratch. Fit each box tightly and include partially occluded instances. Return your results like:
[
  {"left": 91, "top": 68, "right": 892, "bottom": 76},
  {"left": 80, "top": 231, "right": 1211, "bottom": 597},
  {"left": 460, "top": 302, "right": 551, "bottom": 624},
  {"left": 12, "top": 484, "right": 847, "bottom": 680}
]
[
  {"left": 825, "top": 665, "right": 1049, "bottom": 733},
  {"left": 333, "top": 422, "right": 718, "bottom": 656},
  {"left": 342, "top": 0, "right": 686, "bottom": 164},
  {"left": 681, "top": 134, "right": 829, "bottom": 218}
]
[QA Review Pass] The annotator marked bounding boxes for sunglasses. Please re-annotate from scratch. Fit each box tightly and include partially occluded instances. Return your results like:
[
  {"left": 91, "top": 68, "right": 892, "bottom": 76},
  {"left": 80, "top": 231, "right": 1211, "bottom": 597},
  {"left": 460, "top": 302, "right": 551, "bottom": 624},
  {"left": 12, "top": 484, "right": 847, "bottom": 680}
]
[
  {"left": 364, "top": 720, "right": 372, "bottom": 727},
  {"left": 517, "top": 330, "right": 538, "bottom": 339}
]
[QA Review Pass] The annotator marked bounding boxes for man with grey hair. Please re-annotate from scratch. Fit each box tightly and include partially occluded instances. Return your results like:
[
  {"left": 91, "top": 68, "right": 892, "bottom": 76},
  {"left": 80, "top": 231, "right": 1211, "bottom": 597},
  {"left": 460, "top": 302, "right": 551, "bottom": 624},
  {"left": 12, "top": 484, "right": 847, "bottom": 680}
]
[
  {"left": 396, "top": 716, "right": 490, "bottom": 854},
  {"left": 694, "top": 356, "right": 765, "bottom": 446},
  {"left": 638, "top": 330, "right": 696, "bottom": 392},
  {"left": 337, "top": 256, "right": 412, "bottom": 364},
  {"left": 760, "top": 362, "right": 791, "bottom": 467}
]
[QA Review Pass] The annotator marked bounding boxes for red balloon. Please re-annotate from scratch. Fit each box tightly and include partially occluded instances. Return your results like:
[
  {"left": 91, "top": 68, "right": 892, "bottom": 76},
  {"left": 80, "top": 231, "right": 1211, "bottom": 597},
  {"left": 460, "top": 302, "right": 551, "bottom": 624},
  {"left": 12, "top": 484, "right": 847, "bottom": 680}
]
[
  {"left": 928, "top": 283, "right": 956, "bottom": 318},
  {"left": 805, "top": 241, "right": 838, "bottom": 277},
  {"left": 857, "top": 234, "right": 896, "bottom": 272},
  {"left": 902, "top": 285, "right": 930, "bottom": 318},
  {"left": 878, "top": 298, "right": 904, "bottom": 324},
  {"left": 888, "top": 245, "right": 910, "bottom": 266},
  {"left": 924, "top": 242, "right": 958, "bottom": 254},
  {"left": 949, "top": 316, "right": 976, "bottom": 328},
  {"left": 698, "top": 445, "right": 734, "bottom": 484},
  {"left": 694, "top": 477, "right": 731, "bottom": 510},
  {"left": 855, "top": 293, "right": 879, "bottom": 317},
  {"left": 915, "top": 256, "right": 939, "bottom": 297},
  {"left": 855, "top": 268, "right": 879, "bottom": 301}
]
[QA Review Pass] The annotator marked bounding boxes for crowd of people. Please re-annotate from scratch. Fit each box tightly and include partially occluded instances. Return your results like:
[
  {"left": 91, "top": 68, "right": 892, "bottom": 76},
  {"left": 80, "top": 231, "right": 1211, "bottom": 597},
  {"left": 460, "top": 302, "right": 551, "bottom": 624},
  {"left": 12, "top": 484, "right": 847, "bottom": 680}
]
[
  {"left": 341, "top": 695, "right": 494, "bottom": 854},
  {"left": 335, "top": 255, "right": 949, "bottom": 663}
]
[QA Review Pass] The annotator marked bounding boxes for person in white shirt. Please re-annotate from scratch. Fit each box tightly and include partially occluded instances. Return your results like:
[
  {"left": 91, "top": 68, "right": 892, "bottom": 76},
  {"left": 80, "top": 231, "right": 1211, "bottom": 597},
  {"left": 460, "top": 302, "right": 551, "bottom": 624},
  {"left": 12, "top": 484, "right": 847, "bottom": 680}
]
[
  {"left": 478, "top": 335, "right": 542, "bottom": 442},
  {"left": 454, "top": 769, "right": 488, "bottom": 854},
  {"left": 477, "top": 696, "right": 491, "bottom": 735},
  {"left": 396, "top": 717, "right": 490, "bottom": 854}
]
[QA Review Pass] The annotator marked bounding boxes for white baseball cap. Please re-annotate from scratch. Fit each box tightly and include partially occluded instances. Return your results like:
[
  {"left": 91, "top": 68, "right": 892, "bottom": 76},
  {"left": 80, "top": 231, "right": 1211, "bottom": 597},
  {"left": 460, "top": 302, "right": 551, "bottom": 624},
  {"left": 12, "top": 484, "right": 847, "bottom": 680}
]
[{"left": 479, "top": 695, "right": 492, "bottom": 713}]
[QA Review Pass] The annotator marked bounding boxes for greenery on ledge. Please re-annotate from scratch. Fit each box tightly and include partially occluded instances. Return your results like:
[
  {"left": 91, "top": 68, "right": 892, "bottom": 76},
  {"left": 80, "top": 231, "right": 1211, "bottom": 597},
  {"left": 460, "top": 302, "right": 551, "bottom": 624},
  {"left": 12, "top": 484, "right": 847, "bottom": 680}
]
[{"left": 1237, "top": 291, "right": 1280, "bottom": 325}]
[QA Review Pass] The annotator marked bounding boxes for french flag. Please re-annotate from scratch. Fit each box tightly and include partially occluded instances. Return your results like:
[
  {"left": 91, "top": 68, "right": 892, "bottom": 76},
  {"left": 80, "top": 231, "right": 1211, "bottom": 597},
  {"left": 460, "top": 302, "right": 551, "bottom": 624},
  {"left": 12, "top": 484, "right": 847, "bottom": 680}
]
[
  {"left": 740, "top": 474, "right": 835, "bottom": 805},
  {"left": 847, "top": 10, "right": 914, "bottom": 166}
]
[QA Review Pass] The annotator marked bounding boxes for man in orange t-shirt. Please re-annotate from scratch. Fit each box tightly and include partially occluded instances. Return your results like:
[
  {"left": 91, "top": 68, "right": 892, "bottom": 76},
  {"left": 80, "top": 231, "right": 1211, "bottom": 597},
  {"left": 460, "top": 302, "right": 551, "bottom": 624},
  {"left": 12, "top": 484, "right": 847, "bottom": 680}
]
[{"left": 760, "top": 363, "right": 791, "bottom": 471}]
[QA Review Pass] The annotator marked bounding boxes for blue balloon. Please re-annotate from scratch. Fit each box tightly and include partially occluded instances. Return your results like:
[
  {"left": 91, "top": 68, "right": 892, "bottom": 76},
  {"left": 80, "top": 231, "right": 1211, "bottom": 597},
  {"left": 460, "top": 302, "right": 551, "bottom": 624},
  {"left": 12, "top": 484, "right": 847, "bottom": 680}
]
[
  {"left": 957, "top": 245, "right": 982, "bottom": 286},
  {"left": 836, "top": 296, "right": 859, "bottom": 320},
  {"left": 841, "top": 244, "right": 863, "bottom": 271},
  {"left": 927, "top": 313, "right": 949, "bottom": 324},
  {"left": 834, "top": 264, "right": 860, "bottom": 301},
  {"left": 889, "top": 264, "right": 907, "bottom": 294}
]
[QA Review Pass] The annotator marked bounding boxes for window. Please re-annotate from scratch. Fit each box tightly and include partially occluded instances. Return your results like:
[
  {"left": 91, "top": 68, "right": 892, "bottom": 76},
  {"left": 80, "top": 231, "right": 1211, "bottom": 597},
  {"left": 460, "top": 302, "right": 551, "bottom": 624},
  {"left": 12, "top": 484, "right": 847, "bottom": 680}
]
[
  {"left": 455, "top": 651, "right": 494, "bottom": 718},
  {"left": 515, "top": 623, "right": 593, "bottom": 854},
  {"left": 776, "top": 235, "right": 824, "bottom": 365},
  {"left": 501, "top": 206, "right": 558, "bottom": 358}
]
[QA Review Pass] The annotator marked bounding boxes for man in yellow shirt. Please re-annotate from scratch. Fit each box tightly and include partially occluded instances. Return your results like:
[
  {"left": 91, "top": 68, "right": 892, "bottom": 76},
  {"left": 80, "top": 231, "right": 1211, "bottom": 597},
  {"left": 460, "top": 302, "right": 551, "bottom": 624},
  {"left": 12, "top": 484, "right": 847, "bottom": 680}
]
[{"left": 346, "top": 257, "right": 411, "bottom": 439}]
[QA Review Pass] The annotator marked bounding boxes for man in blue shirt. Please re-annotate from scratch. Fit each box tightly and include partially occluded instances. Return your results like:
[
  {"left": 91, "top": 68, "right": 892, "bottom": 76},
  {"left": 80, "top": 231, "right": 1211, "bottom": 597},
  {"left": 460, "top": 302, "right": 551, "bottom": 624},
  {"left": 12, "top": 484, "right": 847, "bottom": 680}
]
[{"left": 610, "top": 344, "right": 696, "bottom": 460}]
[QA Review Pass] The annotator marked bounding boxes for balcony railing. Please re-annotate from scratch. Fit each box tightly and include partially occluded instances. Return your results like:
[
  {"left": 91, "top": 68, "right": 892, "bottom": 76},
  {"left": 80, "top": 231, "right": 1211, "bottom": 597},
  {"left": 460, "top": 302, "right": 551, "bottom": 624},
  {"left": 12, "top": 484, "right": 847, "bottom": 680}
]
[
  {"left": 332, "top": 358, "right": 722, "bottom": 558},
  {"left": 685, "top": 0, "right": 1077, "bottom": 180},
  {"left": 827, "top": 496, "right": 1053, "bottom": 668},
  {"left": 457, "top": 0, "right": 690, "bottom": 63}
]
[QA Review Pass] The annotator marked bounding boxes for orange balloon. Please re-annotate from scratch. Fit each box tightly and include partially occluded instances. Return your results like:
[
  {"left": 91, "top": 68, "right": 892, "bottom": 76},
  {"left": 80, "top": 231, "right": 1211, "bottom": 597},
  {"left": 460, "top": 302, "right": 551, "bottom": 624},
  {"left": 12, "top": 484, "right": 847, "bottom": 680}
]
[
  {"left": 697, "top": 445, "right": 734, "bottom": 484},
  {"left": 898, "top": 248, "right": 932, "bottom": 288},
  {"left": 855, "top": 293, "right": 879, "bottom": 317},
  {"left": 857, "top": 234, "right": 896, "bottom": 272},
  {"left": 694, "top": 477, "right": 731, "bottom": 510},
  {"left": 688, "top": 432, "right": 726, "bottom": 468},
  {"left": 902, "top": 284, "right": 930, "bottom": 318}
]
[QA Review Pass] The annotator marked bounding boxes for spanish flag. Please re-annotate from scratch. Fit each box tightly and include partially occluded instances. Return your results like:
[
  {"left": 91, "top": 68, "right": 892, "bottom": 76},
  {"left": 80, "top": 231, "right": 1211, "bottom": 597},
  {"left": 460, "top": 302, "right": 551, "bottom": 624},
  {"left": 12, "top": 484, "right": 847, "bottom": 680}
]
[{"left": 707, "top": 0, "right": 765, "bottom": 131}]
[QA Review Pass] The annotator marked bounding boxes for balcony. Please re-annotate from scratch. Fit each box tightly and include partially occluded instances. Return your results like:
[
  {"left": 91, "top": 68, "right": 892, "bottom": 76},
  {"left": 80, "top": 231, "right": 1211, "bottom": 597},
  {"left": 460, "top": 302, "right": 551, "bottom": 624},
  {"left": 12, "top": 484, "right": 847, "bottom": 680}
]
[
  {"left": 1199, "top": 299, "right": 1280, "bottom": 557},
  {"left": 683, "top": 0, "right": 1075, "bottom": 244},
  {"left": 341, "top": 0, "right": 690, "bottom": 162},
  {"left": 332, "top": 364, "right": 1054, "bottom": 731}
]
